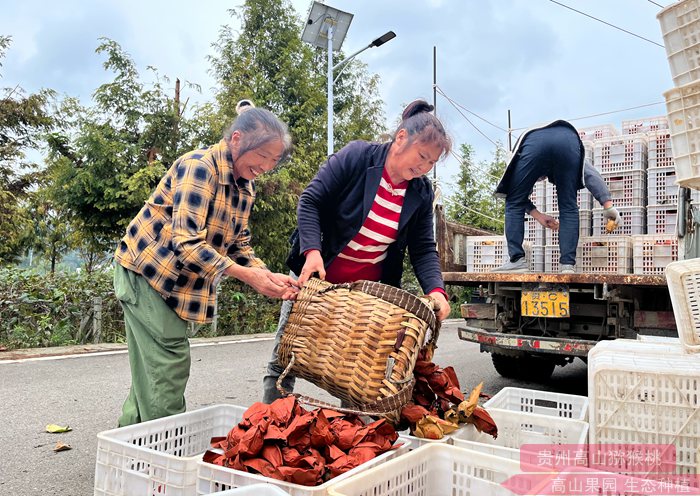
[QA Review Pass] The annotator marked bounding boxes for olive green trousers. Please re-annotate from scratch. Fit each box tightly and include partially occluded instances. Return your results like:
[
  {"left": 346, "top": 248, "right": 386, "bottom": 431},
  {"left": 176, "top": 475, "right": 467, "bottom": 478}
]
[{"left": 114, "top": 264, "right": 190, "bottom": 427}]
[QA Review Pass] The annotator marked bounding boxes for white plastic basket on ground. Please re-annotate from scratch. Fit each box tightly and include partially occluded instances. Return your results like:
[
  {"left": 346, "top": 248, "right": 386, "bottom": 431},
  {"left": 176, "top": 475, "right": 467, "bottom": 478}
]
[
  {"left": 397, "top": 426, "right": 465, "bottom": 449},
  {"left": 450, "top": 408, "right": 589, "bottom": 462},
  {"left": 325, "top": 443, "right": 536, "bottom": 496},
  {"left": 195, "top": 438, "right": 412, "bottom": 496},
  {"left": 664, "top": 80, "right": 700, "bottom": 189},
  {"left": 588, "top": 347, "right": 700, "bottom": 476},
  {"left": 211, "top": 483, "right": 290, "bottom": 495},
  {"left": 94, "top": 404, "right": 248, "bottom": 496},
  {"left": 95, "top": 404, "right": 408, "bottom": 496},
  {"left": 665, "top": 257, "right": 700, "bottom": 351},
  {"left": 483, "top": 387, "right": 589, "bottom": 421}
]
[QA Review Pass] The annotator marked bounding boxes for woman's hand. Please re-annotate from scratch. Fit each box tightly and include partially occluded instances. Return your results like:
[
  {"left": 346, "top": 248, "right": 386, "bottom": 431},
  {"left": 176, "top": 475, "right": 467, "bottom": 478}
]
[
  {"left": 429, "top": 292, "right": 451, "bottom": 322},
  {"left": 298, "top": 250, "right": 326, "bottom": 285},
  {"left": 228, "top": 266, "right": 300, "bottom": 299}
]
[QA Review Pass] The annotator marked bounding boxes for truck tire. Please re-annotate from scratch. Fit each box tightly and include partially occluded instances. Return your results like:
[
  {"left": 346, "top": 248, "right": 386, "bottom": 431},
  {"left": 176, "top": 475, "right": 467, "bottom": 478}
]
[{"left": 491, "top": 353, "right": 556, "bottom": 382}]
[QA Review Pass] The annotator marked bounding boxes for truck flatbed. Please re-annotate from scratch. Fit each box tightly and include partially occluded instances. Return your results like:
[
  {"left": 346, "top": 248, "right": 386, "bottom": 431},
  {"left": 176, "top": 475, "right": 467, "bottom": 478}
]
[{"left": 442, "top": 271, "right": 667, "bottom": 286}]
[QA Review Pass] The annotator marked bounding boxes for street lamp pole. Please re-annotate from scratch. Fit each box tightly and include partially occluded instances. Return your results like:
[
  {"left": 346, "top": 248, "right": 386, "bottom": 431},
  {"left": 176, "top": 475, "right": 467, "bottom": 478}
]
[
  {"left": 327, "top": 23, "right": 335, "bottom": 156},
  {"left": 327, "top": 30, "right": 396, "bottom": 154},
  {"left": 302, "top": 2, "right": 395, "bottom": 156}
]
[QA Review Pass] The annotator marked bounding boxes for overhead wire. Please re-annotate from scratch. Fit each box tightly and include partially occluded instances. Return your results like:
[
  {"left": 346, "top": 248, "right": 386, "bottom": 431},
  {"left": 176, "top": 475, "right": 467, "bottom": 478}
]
[
  {"left": 547, "top": 0, "right": 665, "bottom": 48},
  {"left": 435, "top": 85, "right": 508, "bottom": 133},
  {"left": 510, "top": 101, "right": 666, "bottom": 132},
  {"left": 436, "top": 87, "right": 502, "bottom": 148},
  {"left": 646, "top": 0, "right": 665, "bottom": 8}
]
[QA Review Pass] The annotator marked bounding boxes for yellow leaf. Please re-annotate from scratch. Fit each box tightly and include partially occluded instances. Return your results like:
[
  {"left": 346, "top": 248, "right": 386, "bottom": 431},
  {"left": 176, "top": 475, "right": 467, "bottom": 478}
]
[{"left": 46, "top": 424, "right": 72, "bottom": 433}]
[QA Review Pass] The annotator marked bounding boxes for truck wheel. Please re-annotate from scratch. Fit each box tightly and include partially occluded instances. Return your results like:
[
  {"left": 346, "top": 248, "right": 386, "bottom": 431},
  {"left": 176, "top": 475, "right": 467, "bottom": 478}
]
[
  {"left": 491, "top": 353, "right": 522, "bottom": 378},
  {"left": 491, "top": 353, "right": 556, "bottom": 381}
]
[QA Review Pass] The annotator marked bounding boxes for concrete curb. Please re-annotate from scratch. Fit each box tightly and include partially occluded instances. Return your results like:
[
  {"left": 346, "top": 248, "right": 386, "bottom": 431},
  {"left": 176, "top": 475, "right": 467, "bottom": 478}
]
[{"left": 0, "top": 332, "right": 275, "bottom": 361}]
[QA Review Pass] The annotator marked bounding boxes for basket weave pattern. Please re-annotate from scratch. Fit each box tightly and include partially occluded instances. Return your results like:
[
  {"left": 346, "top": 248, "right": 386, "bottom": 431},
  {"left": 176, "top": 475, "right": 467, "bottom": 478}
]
[{"left": 278, "top": 278, "right": 437, "bottom": 413}]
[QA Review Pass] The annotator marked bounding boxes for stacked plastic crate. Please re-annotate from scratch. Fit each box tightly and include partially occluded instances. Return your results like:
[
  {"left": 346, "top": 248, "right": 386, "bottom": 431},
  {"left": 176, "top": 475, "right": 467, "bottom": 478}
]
[
  {"left": 591, "top": 131, "right": 648, "bottom": 236},
  {"left": 526, "top": 181, "right": 546, "bottom": 271},
  {"left": 626, "top": 119, "right": 680, "bottom": 274},
  {"left": 658, "top": 0, "right": 700, "bottom": 191}
]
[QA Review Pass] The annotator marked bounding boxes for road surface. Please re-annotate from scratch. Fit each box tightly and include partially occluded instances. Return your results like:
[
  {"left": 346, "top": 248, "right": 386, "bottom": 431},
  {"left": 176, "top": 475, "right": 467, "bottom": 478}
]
[{"left": 0, "top": 319, "right": 586, "bottom": 495}]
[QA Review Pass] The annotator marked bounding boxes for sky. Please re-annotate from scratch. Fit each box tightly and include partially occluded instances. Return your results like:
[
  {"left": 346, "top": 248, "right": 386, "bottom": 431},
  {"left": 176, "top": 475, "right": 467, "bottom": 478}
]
[{"left": 0, "top": 0, "right": 676, "bottom": 195}]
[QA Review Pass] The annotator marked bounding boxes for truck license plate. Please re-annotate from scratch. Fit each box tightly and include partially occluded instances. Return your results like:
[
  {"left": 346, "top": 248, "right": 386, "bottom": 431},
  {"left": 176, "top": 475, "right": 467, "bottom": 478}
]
[{"left": 521, "top": 283, "right": 570, "bottom": 318}]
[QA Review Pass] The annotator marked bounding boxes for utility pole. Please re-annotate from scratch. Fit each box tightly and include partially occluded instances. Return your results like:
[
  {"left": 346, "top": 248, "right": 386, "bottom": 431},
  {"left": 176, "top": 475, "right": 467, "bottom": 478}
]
[
  {"left": 507, "top": 109, "right": 513, "bottom": 151},
  {"left": 433, "top": 46, "right": 437, "bottom": 180}
]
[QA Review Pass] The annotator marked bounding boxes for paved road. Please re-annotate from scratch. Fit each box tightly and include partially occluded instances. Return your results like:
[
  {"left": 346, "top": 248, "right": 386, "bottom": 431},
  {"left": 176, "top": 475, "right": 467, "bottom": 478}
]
[{"left": 0, "top": 319, "right": 587, "bottom": 495}]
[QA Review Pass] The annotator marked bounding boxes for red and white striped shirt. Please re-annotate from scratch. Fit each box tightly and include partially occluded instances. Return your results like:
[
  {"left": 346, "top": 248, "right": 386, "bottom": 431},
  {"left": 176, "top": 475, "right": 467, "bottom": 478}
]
[{"left": 325, "top": 169, "right": 406, "bottom": 283}]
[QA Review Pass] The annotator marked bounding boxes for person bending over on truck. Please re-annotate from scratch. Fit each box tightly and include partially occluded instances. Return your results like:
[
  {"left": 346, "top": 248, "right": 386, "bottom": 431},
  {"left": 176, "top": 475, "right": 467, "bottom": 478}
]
[
  {"left": 261, "top": 99, "right": 452, "bottom": 404},
  {"left": 114, "top": 100, "right": 300, "bottom": 426},
  {"left": 492, "top": 119, "right": 621, "bottom": 274}
]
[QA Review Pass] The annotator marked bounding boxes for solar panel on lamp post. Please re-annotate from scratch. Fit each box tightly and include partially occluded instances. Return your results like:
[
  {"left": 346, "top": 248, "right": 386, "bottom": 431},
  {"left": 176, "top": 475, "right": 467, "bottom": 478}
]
[{"left": 302, "top": 1, "right": 395, "bottom": 155}]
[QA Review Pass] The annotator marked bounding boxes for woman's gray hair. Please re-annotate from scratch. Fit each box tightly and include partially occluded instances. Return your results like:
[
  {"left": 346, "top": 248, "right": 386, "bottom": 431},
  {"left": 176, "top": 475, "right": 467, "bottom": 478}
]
[
  {"left": 223, "top": 101, "right": 292, "bottom": 163},
  {"left": 392, "top": 99, "right": 452, "bottom": 159}
]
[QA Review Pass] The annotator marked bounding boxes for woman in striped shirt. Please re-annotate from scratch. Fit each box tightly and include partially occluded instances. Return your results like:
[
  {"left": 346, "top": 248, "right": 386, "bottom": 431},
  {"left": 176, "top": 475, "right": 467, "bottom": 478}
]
[{"left": 262, "top": 99, "right": 452, "bottom": 404}]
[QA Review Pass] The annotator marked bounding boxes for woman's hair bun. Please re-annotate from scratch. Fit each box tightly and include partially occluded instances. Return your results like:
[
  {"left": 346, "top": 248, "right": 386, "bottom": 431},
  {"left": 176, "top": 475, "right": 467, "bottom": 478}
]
[{"left": 236, "top": 99, "right": 255, "bottom": 115}]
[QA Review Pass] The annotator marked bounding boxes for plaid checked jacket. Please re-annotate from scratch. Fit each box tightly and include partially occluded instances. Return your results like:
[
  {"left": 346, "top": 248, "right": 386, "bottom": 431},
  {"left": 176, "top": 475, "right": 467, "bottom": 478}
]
[{"left": 115, "top": 140, "right": 266, "bottom": 323}]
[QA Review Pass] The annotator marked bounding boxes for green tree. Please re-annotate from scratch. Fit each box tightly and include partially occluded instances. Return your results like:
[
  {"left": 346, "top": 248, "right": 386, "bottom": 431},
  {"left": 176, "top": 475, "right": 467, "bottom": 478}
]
[
  {"left": 446, "top": 143, "right": 506, "bottom": 233},
  {"left": 47, "top": 39, "right": 199, "bottom": 258},
  {"left": 20, "top": 185, "right": 75, "bottom": 274},
  {"left": 0, "top": 35, "right": 54, "bottom": 264},
  {"left": 207, "top": 0, "right": 386, "bottom": 270}
]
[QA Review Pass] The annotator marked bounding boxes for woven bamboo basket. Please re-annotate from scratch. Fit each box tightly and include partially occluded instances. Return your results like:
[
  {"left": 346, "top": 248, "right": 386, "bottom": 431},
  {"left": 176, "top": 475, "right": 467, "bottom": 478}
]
[{"left": 277, "top": 278, "right": 440, "bottom": 420}]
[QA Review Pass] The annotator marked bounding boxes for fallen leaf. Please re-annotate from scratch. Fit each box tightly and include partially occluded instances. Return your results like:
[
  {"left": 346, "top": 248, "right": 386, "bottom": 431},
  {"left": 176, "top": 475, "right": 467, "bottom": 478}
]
[
  {"left": 46, "top": 424, "right": 72, "bottom": 433},
  {"left": 53, "top": 442, "right": 71, "bottom": 452}
]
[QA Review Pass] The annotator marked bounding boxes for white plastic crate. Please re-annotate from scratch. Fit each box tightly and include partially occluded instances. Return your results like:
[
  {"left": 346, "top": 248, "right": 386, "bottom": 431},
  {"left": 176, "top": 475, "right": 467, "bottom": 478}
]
[
  {"left": 545, "top": 185, "right": 593, "bottom": 212},
  {"left": 589, "top": 348, "right": 700, "bottom": 475},
  {"left": 578, "top": 124, "right": 619, "bottom": 141},
  {"left": 524, "top": 215, "right": 545, "bottom": 246},
  {"left": 544, "top": 210, "right": 592, "bottom": 246},
  {"left": 326, "top": 444, "right": 533, "bottom": 496},
  {"left": 589, "top": 338, "right": 685, "bottom": 363},
  {"left": 665, "top": 258, "right": 700, "bottom": 351},
  {"left": 196, "top": 437, "right": 412, "bottom": 496},
  {"left": 398, "top": 427, "right": 464, "bottom": 449},
  {"left": 601, "top": 170, "right": 647, "bottom": 208},
  {"left": 531, "top": 180, "right": 547, "bottom": 209},
  {"left": 593, "top": 134, "right": 648, "bottom": 174},
  {"left": 621, "top": 116, "right": 669, "bottom": 135},
  {"left": 647, "top": 130, "right": 675, "bottom": 169},
  {"left": 632, "top": 234, "right": 678, "bottom": 275},
  {"left": 465, "top": 236, "right": 531, "bottom": 273},
  {"left": 664, "top": 80, "right": 700, "bottom": 189},
  {"left": 647, "top": 204, "right": 678, "bottom": 234},
  {"left": 212, "top": 484, "right": 291, "bottom": 495},
  {"left": 544, "top": 244, "right": 562, "bottom": 273},
  {"left": 531, "top": 245, "right": 544, "bottom": 273},
  {"left": 583, "top": 139, "right": 594, "bottom": 165},
  {"left": 658, "top": 0, "right": 700, "bottom": 86},
  {"left": 577, "top": 236, "right": 634, "bottom": 274},
  {"left": 592, "top": 207, "right": 646, "bottom": 236},
  {"left": 451, "top": 409, "right": 588, "bottom": 462},
  {"left": 94, "top": 404, "right": 248, "bottom": 496},
  {"left": 484, "top": 387, "right": 589, "bottom": 421},
  {"left": 647, "top": 166, "right": 678, "bottom": 205}
]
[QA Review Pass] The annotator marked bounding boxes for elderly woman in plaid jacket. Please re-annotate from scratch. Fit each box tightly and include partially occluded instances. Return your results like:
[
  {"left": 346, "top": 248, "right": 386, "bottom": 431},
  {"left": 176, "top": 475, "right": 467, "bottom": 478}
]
[{"left": 114, "top": 101, "right": 299, "bottom": 426}]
